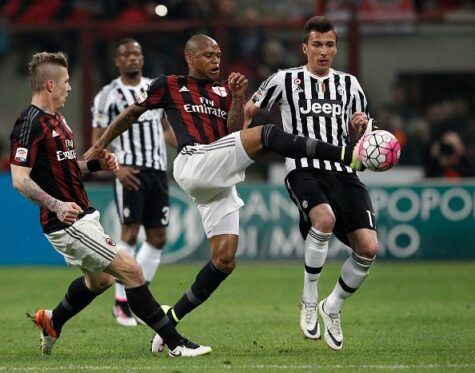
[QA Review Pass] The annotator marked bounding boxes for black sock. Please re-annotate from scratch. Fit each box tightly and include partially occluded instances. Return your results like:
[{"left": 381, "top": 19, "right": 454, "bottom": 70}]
[
  {"left": 126, "top": 284, "right": 182, "bottom": 349},
  {"left": 172, "top": 261, "right": 229, "bottom": 322},
  {"left": 261, "top": 123, "right": 344, "bottom": 163},
  {"left": 52, "top": 277, "right": 101, "bottom": 335}
]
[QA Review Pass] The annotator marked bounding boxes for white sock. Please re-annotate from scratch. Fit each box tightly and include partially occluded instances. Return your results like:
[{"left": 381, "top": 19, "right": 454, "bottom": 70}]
[
  {"left": 302, "top": 227, "right": 331, "bottom": 304},
  {"left": 115, "top": 241, "right": 136, "bottom": 302},
  {"left": 325, "top": 252, "right": 375, "bottom": 314},
  {"left": 136, "top": 241, "right": 163, "bottom": 283}
]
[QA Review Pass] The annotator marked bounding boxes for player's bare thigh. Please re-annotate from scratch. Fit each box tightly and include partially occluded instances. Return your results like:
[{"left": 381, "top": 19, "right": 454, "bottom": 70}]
[{"left": 240, "top": 126, "right": 264, "bottom": 159}]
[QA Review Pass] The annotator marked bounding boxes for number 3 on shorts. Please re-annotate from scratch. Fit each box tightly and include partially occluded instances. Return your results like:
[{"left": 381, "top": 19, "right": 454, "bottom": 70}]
[{"left": 161, "top": 207, "right": 170, "bottom": 225}]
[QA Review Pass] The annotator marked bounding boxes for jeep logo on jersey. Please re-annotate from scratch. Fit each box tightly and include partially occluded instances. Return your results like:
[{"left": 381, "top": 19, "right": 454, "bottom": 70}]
[
  {"left": 102, "top": 188, "right": 204, "bottom": 264},
  {"left": 299, "top": 99, "right": 343, "bottom": 118}
]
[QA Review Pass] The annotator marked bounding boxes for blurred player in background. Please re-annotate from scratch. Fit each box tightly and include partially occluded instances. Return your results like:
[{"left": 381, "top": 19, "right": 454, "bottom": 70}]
[
  {"left": 86, "top": 34, "right": 365, "bottom": 352},
  {"left": 92, "top": 38, "right": 176, "bottom": 327},
  {"left": 10, "top": 51, "right": 211, "bottom": 357},
  {"left": 245, "top": 16, "right": 378, "bottom": 351}
]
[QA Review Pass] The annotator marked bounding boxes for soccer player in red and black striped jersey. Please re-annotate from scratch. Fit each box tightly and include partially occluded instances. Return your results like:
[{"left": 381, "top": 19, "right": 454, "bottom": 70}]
[
  {"left": 10, "top": 51, "right": 211, "bottom": 357},
  {"left": 86, "top": 34, "right": 366, "bottom": 353}
]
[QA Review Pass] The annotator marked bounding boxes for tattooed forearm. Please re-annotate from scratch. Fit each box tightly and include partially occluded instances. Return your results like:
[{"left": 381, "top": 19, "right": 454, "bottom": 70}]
[
  {"left": 18, "top": 177, "right": 59, "bottom": 212},
  {"left": 227, "top": 96, "right": 245, "bottom": 133},
  {"left": 100, "top": 107, "right": 141, "bottom": 148}
]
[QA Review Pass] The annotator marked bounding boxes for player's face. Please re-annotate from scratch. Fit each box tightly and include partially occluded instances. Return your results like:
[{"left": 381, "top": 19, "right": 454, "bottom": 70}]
[
  {"left": 303, "top": 30, "right": 337, "bottom": 76},
  {"left": 52, "top": 67, "right": 71, "bottom": 109},
  {"left": 116, "top": 42, "right": 144, "bottom": 77},
  {"left": 189, "top": 42, "right": 221, "bottom": 81}
]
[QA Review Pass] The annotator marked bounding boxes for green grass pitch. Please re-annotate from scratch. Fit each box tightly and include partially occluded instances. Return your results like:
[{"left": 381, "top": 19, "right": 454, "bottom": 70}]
[{"left": 1, "top": 261, "right": 474, "bottom": 372}]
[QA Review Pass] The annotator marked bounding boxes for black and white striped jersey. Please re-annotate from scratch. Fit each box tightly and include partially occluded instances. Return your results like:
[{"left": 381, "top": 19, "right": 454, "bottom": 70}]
[
  {"left": 252, "top": 66, "right": 370, "bottom": 174},
  {"left": 92, "top": 77, "right": 167, "bottom": 170}
]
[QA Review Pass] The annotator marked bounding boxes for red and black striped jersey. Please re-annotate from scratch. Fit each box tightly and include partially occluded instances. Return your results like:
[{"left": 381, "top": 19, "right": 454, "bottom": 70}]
[
  {"left": 10, "top": 105, "right": 93, "bottom": 233},
  {"left": 138, "top": 75, "right": 232, "bottom": 149}
]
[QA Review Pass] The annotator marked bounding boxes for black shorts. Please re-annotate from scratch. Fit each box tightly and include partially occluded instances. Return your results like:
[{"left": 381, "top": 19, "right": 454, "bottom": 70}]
[
  {"left": 113, "top": 169, "right": 169, "bottom": 228},
  {"left": 285, "top": 168, "right": 376, "bottom": 247}
]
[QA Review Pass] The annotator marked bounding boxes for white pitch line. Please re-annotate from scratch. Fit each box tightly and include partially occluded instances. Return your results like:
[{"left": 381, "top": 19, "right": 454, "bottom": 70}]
[{"left": 1, "top": 364, "right": 475, "bottom": 371}]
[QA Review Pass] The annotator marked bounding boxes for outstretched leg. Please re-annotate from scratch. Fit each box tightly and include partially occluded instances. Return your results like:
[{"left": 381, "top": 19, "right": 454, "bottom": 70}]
[{"left": 240, "top": 125, "right": 356, "bottom": 166}]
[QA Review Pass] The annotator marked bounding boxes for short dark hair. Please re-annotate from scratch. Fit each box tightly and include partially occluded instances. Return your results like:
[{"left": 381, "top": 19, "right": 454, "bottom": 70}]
[
  {"left": 116, "top": 37, "right": 140, "bottom": 52},
  {"left": 28, "top": 52, "right": 68, "bottom": 92},
  {"left": 303, "top": 16, "right": 336, "bottom": 43}
]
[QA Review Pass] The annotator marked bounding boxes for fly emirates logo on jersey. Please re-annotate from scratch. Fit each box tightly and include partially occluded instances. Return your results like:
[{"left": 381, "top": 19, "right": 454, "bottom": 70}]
[
  {"left": 183, "top": 97, "right": 227, "bottom": 119},
  {"left": 56, "top": 139, "right": 77, "bottom": 161},
  {"left": 299, "top": 99, "right": 343, "bottom": 118}
]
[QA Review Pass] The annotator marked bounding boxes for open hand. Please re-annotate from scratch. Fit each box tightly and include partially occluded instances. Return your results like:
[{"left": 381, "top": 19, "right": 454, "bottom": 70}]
[{"left": 115, "top": 166, "right": 141, "bottom": 191}]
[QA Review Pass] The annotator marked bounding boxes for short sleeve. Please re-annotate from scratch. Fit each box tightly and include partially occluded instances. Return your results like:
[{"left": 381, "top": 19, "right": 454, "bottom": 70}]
[
  {"left": 137, "top": 75, "right": 168, "bottom": 109},
  {"left": 251, "top": 70, "right": 284, "bottom": 111},
  {"left": 349, "top": 76, "right": 370, "bottom": 117},
  {"left": 91, "top": 86, "right": 112, "bottom": 128},
  {"left": 10, "top": 114, "right": 44, "bottom": 167}
]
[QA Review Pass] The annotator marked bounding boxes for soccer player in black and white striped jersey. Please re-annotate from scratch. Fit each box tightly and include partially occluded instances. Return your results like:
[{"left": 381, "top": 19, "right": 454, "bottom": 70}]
[
  {"left": 245, "top": 16, "right": 379, "bottom": 351},
  {"left": 92, "top": 38, "right": 177, "bottom": 327}
]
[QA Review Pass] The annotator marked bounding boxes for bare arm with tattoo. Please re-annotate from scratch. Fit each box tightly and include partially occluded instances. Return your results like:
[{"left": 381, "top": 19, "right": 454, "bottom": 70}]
[
  {"left": 84, "top": 104, "right": 146, "bottom": 160},
  {"left": 11, "top": 164, "right": 83, "bottom": 224},
  {"left": 227, "top": 72, "right": 248, "bottom": 133}
]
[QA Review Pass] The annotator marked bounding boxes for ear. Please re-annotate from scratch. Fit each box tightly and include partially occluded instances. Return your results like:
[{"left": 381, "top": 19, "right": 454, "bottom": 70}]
[
  {"left": 185, "top": 53, "right": 193, "bottom": 67},
  {"left": 302, "top": 43, "right": 308, "bottom": 56},
  {"left": 46, "top": 79, "right": 54, "bottom": 93}
]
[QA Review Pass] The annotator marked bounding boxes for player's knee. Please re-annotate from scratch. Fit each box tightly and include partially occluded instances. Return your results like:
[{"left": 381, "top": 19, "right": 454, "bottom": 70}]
[
  {"left": 121, "top": 225, "right": 140, "bottom": 245},
  {"left": 356, "top": 239, "right": 379, "bottom": 258},
  {"left": 127, "top": 261, "right": 145, "bottom": 284},
  {"left": 115, "top": 257, "right": 145, "bottom": 287},
  {"left": 147, "top": 235, "right": 166, "bottom": 249},
  {"left": 214, "top": 256, "right": 236, "bottom": 273},
  {"left": 89, "top": 274, "right": 115, "bottom": 293},
  {"left": 310, "top": 214, "right": 335, "bottom": 232}
]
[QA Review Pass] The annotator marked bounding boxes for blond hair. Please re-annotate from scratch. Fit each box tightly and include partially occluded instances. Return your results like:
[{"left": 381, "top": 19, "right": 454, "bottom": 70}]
[{"left": 28, "top": 52, "right": 68, "bottom": 92}]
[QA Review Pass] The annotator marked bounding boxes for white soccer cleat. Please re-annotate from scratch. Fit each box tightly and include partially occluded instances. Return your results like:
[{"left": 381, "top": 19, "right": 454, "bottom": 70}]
[
  {"left": 30, "top": 309, "right": 58, "bottom": 355},
  {"left": 318, "top": 298, "right": 343, "bottom": 351},
  {"left": 112, "top": 302, "right": 137, "bottom": 327},
  {"left": 168, "top": 339, "right": 212, "bottom": 357},
  {"left": 299, "top": 299, "right": 320, "bottom": 339},
  {"left": 150, "top": 332, "right": 165, "bottom": 354}
]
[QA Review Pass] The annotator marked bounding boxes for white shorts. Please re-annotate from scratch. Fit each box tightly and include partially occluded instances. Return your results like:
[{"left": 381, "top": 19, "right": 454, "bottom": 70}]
[
  {"left": 173, "top": 132, "right": 253, "bottom": 236},
  {"left": 45, "top": 210, "right": 119, "bottom": 272}
]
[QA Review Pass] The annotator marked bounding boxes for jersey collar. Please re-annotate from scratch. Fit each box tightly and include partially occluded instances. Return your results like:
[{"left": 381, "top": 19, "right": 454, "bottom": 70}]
[{"left": 303, "top": 66, "right": 333, "bottom": 80}]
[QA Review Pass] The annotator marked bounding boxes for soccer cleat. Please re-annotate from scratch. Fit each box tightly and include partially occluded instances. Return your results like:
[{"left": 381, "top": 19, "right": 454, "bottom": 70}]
[
  {"left": 168, "top": 339, "right": 212, "bottom": 357},
  {"left": 150, "top": 332, "right": 165, "bottom": 354},
  {"left": 350, "top": 118, "right": 376, "bottom": 171},
  {"left": 318, "top": 299, "right": 343, "bottom": 351},
  {"left": 299, "top": 299, "right": 320, "bottom": 339},
  {"left": 112, "top": 301, "right": 137, "bottom": 327},
  {"left": 29, "top": 309, "right": 58, "bottom": 355}
]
